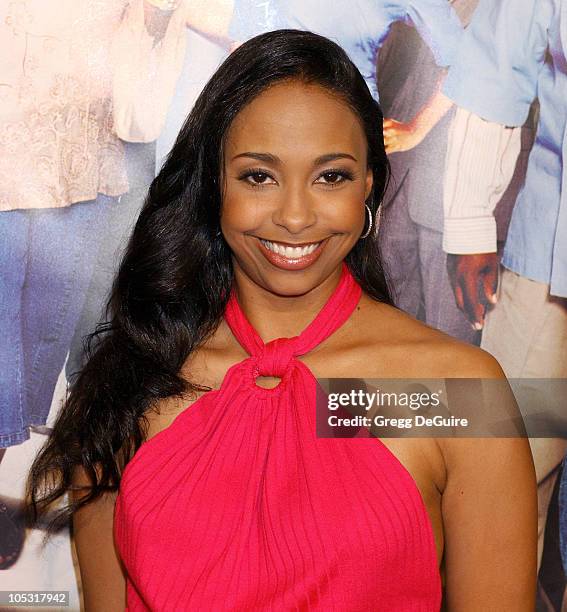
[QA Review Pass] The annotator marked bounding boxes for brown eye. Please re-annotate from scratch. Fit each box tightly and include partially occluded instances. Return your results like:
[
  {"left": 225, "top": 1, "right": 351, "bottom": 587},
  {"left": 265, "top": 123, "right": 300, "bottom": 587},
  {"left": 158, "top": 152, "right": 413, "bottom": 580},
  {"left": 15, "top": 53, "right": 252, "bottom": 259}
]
[
  {"left": 237, "top": 168, "right": 276, "bottom": 188},
  {"left": 322, "top": 172, "right": 342, "bottom": 184},
  {"left": 250, "top": 172, "right": 270, "bottom": 184},
  {"left": 315, "top": 169, "right": 354, "bottom": 187}
]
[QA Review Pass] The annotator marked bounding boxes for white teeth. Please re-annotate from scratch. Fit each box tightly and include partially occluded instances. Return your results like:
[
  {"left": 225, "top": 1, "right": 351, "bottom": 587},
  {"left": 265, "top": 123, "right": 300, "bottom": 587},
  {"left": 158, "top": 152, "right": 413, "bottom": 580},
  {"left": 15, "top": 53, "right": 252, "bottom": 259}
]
[{"left": 261, "top": 239, "right": 321, "bottom": 259}]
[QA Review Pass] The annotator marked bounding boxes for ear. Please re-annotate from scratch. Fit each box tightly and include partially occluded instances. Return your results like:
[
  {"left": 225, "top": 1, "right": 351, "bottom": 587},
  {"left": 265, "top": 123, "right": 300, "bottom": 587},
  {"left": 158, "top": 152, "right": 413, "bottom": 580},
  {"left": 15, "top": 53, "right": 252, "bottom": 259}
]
[{"left": 364, "top": 167, "right": 373, "bottom": 202}]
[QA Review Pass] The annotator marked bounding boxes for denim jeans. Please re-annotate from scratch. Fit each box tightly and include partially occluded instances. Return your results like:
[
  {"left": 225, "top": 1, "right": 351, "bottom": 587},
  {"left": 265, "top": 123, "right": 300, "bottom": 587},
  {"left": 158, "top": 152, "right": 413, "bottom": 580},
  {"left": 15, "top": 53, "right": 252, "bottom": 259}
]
[
  {"left": 0, "top": 195, "right": 115, "bottom": 447},
  {"left": 65, "top": 142, "right": 155, "bottom": 381}
]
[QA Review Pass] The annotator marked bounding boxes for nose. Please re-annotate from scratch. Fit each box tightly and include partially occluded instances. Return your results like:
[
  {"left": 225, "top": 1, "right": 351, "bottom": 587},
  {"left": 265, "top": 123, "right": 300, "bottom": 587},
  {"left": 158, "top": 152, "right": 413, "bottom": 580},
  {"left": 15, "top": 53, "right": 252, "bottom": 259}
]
[{"left": 272, "top": 182, "right": 317, "bottom": 234}]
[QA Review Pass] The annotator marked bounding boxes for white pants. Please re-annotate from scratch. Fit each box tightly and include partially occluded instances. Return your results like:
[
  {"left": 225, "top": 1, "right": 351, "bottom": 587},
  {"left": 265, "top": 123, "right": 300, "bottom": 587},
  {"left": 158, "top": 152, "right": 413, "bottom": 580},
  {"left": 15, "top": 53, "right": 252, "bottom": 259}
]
[{"left": 481, "top": 265, "right": 567, "bottom": 571}]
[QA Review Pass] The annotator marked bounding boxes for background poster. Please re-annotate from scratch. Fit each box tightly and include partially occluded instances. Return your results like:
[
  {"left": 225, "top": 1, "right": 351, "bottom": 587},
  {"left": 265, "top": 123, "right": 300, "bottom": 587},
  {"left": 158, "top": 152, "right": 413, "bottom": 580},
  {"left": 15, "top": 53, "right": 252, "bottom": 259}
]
[{"left": 0, "top": 0, "right": 565, "bottom": 609}]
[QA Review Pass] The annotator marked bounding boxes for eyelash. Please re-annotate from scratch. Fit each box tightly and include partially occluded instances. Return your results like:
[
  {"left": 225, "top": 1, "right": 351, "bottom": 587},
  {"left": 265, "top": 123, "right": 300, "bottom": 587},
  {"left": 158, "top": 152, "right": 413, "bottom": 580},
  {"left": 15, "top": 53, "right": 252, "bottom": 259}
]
[{"left": 237, "top": 167, "right": 355, "bottom": 189}]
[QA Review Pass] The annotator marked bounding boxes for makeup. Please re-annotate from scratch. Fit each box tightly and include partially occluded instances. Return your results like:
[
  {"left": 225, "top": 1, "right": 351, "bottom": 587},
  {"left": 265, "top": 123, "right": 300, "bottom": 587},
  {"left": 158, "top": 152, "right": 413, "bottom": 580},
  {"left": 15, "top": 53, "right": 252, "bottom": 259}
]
[{"left": 257, "top": 237, "right": 329, "bottom": 271}]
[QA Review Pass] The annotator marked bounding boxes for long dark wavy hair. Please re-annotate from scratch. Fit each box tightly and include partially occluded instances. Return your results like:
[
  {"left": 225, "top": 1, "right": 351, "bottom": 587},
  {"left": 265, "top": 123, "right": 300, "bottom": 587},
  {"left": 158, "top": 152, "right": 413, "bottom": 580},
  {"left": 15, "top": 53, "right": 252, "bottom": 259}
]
[{"left": 26, "top": 28, "right": 394, "bottom": 535}]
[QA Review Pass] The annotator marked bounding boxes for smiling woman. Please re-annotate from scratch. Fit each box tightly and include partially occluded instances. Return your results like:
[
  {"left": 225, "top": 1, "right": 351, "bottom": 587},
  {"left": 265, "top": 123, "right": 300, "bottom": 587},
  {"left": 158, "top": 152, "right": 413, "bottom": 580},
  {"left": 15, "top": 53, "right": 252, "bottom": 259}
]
[
  {"left": 25, "top": 29, "right": 536, "bottom": 611},
  {"left": 222, "top": 80, "right": 374, "bottom": 289}
]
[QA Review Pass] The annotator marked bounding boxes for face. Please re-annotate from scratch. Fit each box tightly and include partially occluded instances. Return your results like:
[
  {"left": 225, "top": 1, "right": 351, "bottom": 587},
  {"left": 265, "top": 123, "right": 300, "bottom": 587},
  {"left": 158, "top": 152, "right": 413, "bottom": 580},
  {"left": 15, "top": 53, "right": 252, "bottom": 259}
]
[{"left": 221, "top": 79, "right": 373, "bottom": 297}]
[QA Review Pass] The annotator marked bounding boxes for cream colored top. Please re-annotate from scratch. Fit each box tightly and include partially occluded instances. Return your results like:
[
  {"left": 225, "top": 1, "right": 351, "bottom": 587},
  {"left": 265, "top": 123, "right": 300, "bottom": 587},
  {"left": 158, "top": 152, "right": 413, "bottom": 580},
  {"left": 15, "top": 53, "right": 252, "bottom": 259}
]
[
  {"left": 0, "top": 0, "right": 129, "bottom": 211},
  {"left": 442, "top": 106, "right": 521, "bottom": 254},
  {"left": 111, "top": 0, "right": 189, "bottom": 143},
  {"left": 112, "top": 0, "right": 234, "bottom": 143}
]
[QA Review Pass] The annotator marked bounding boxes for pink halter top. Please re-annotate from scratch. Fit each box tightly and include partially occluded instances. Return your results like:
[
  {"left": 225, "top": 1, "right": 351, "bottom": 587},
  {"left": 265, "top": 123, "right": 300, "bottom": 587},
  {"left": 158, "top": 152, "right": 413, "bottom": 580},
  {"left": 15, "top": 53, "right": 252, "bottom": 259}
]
[{"left": 114, "top": 263, "right": 442, "bottom": 611}]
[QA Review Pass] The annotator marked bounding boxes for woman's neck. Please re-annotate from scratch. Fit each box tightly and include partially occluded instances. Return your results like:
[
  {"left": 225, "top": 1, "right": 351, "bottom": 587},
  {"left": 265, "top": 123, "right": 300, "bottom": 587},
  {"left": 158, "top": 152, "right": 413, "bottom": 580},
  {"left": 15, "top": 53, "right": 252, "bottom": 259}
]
[{"left": 231, "top": 263, "right": 344, "bottom": 343}]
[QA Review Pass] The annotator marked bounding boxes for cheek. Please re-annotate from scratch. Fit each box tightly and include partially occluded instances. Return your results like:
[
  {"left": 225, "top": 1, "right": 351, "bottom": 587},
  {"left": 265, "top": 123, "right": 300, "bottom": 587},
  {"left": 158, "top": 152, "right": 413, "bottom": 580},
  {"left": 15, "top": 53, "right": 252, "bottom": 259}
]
[
  {"left": 320, "top": 195, "right": 365, "bottom": 227},
  {"left": 221, "top": 190, "right": 266, "bottom": 234}
]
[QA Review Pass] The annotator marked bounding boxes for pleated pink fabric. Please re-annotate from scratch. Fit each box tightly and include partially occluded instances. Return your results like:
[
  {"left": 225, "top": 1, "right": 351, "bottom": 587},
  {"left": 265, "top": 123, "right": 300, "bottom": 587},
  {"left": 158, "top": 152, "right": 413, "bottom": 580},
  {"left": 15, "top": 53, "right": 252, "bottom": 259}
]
[{"left": 114, "top": 263, "right": 442, "bottom": 611}]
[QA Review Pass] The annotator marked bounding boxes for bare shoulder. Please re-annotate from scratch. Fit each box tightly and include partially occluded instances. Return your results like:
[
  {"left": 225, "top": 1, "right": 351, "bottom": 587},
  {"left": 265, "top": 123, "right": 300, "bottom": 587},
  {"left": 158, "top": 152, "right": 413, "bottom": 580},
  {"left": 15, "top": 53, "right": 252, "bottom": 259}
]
[
  {"left": 352, "top": 294, "right": 505, "bottom": 379},
  {"left": 354, "top": 299, "right": 537, "bottom": 607},
  {"left": 357, "top": 296, "right": 524, "bottom": 460}
]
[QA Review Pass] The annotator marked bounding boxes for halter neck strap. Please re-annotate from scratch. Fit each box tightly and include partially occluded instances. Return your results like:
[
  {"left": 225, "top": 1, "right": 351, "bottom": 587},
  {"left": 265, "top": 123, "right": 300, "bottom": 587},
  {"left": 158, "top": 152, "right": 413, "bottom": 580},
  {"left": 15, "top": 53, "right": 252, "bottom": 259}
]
[{"left": 224, "top": 263, "right": 362, "bottom": 377}]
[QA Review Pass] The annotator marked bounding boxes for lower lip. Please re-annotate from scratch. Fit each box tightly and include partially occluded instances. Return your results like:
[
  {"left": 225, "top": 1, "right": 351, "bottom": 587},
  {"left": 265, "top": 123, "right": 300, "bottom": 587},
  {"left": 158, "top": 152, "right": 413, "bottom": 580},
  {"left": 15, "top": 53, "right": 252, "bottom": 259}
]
[{"left": 257, "top": 238, "right": 328, "bottom": 271}]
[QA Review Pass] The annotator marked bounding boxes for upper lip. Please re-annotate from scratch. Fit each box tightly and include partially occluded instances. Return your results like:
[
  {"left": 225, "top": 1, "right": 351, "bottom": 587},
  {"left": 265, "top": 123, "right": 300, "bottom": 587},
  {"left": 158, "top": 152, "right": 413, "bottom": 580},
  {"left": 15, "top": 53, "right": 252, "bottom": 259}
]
[{"left": 258, "top": 237, "right": 326, "bottom": 247}]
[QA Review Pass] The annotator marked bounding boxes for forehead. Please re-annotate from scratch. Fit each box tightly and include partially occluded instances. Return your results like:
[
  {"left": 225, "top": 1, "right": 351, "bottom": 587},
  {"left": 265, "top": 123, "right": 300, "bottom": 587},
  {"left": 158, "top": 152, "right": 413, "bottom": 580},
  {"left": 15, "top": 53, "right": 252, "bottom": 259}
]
[{"left": 224, "top": 80, "right": 367, "bottom": 160}]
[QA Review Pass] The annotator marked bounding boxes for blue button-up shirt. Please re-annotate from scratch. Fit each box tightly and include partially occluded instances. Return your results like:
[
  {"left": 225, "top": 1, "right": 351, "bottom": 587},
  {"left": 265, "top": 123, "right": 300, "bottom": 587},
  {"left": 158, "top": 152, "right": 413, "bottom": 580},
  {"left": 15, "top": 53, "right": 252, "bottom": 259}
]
[
  {"left": 443, "top": 0, "right": 567, "bottom": 298},
  {"left": 230, "top": 0, "right": 462, "bottom": 101}
]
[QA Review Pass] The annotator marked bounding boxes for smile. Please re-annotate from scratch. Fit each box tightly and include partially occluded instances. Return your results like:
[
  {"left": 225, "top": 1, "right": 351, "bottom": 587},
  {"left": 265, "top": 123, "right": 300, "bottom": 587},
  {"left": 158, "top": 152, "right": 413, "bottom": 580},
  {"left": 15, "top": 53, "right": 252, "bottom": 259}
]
[
  {"left": 259, "top": 239, "right": 322, "bottom": 259},
  {"left": 256, "top": 237, "right": 328, "bottom": 271}
]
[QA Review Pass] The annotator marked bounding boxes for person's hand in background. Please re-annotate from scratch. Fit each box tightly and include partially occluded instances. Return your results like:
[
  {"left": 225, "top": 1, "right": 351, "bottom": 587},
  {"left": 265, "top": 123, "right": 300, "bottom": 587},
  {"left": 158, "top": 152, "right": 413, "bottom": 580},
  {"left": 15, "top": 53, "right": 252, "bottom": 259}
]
[
  {"left": 446, "top": 252, "right": 500, "bottom": 330},
  {"left": 383, "top": 84, "right": 453, "bottom": 154},
  {"left": 383, "top": 117, "right": 428, "bottom": 153}
]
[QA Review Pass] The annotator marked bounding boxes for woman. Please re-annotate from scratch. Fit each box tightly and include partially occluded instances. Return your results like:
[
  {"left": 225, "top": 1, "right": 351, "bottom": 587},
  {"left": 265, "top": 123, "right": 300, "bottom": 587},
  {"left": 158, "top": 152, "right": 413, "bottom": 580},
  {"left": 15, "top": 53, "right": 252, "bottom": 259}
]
[{"left": 27, "top": 30, "right": 537, "bottom": 610}]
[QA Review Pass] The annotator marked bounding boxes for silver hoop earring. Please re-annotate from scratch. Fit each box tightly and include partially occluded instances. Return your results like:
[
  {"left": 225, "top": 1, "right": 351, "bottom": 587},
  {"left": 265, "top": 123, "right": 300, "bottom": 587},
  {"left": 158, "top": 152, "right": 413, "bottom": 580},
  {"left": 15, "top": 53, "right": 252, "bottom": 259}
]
[{"left": 360, "top": 204, "right": 374, "bottom": 239}]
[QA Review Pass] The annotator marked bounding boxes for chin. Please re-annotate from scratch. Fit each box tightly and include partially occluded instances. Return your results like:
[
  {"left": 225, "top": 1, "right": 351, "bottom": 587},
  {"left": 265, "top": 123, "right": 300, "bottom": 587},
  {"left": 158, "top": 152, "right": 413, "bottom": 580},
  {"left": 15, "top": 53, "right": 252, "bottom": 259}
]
[{"left": 255, "top": 262, "right": 343, "bottom": 298}]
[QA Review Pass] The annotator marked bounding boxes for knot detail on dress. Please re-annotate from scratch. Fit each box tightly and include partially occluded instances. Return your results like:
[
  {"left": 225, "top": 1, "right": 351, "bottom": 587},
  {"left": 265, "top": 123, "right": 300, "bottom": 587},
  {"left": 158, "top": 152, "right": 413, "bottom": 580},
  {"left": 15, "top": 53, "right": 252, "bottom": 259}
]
[{"left": 254, "top": 337, "right": 298, "bottom": 378}]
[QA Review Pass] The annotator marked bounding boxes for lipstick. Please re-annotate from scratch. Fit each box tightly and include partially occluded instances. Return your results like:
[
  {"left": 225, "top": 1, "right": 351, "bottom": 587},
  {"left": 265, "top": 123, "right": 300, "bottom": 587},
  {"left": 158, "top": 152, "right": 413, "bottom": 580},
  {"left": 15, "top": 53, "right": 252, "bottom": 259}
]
[{"left": 257, "top": 237, "right": 328, "bottom": 271}]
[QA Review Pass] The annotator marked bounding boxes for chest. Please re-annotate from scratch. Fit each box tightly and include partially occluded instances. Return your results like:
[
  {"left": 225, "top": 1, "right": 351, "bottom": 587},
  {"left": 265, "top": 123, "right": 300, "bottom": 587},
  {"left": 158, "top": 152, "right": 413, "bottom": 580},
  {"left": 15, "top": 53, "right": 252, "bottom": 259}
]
[
  {"left": 117, "top": 356, "right": 442, "bottom": 609},
  {"left": 163, "top": 343, "right": 446, "bottom": 571}
]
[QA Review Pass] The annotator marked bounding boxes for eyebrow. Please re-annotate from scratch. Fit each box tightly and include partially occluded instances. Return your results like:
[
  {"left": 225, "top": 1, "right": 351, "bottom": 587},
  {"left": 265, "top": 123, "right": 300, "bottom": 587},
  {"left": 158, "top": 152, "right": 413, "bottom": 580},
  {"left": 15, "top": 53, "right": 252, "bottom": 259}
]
[{"left": 231, "top": 152, "right": 358, "bottom": 165}]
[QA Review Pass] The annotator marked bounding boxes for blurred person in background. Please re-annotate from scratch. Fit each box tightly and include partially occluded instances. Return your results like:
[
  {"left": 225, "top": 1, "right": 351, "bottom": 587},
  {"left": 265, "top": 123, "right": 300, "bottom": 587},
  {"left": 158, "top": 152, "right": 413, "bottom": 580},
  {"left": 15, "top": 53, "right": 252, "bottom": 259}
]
[
  {"left": 0, "top": 0, "right": 129, "bottom": 572},
  {"left": 0, "top": 0, "right": 236, "bottom": 600},
  {"left": 66, "top": 0, "right": 236, "bottom": 383},
  {"left": 440, "top": 0, "right": 567, "bottom": 607},
  {"left": 375, "top": 0, "right": 533, "bottom": 345}
]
